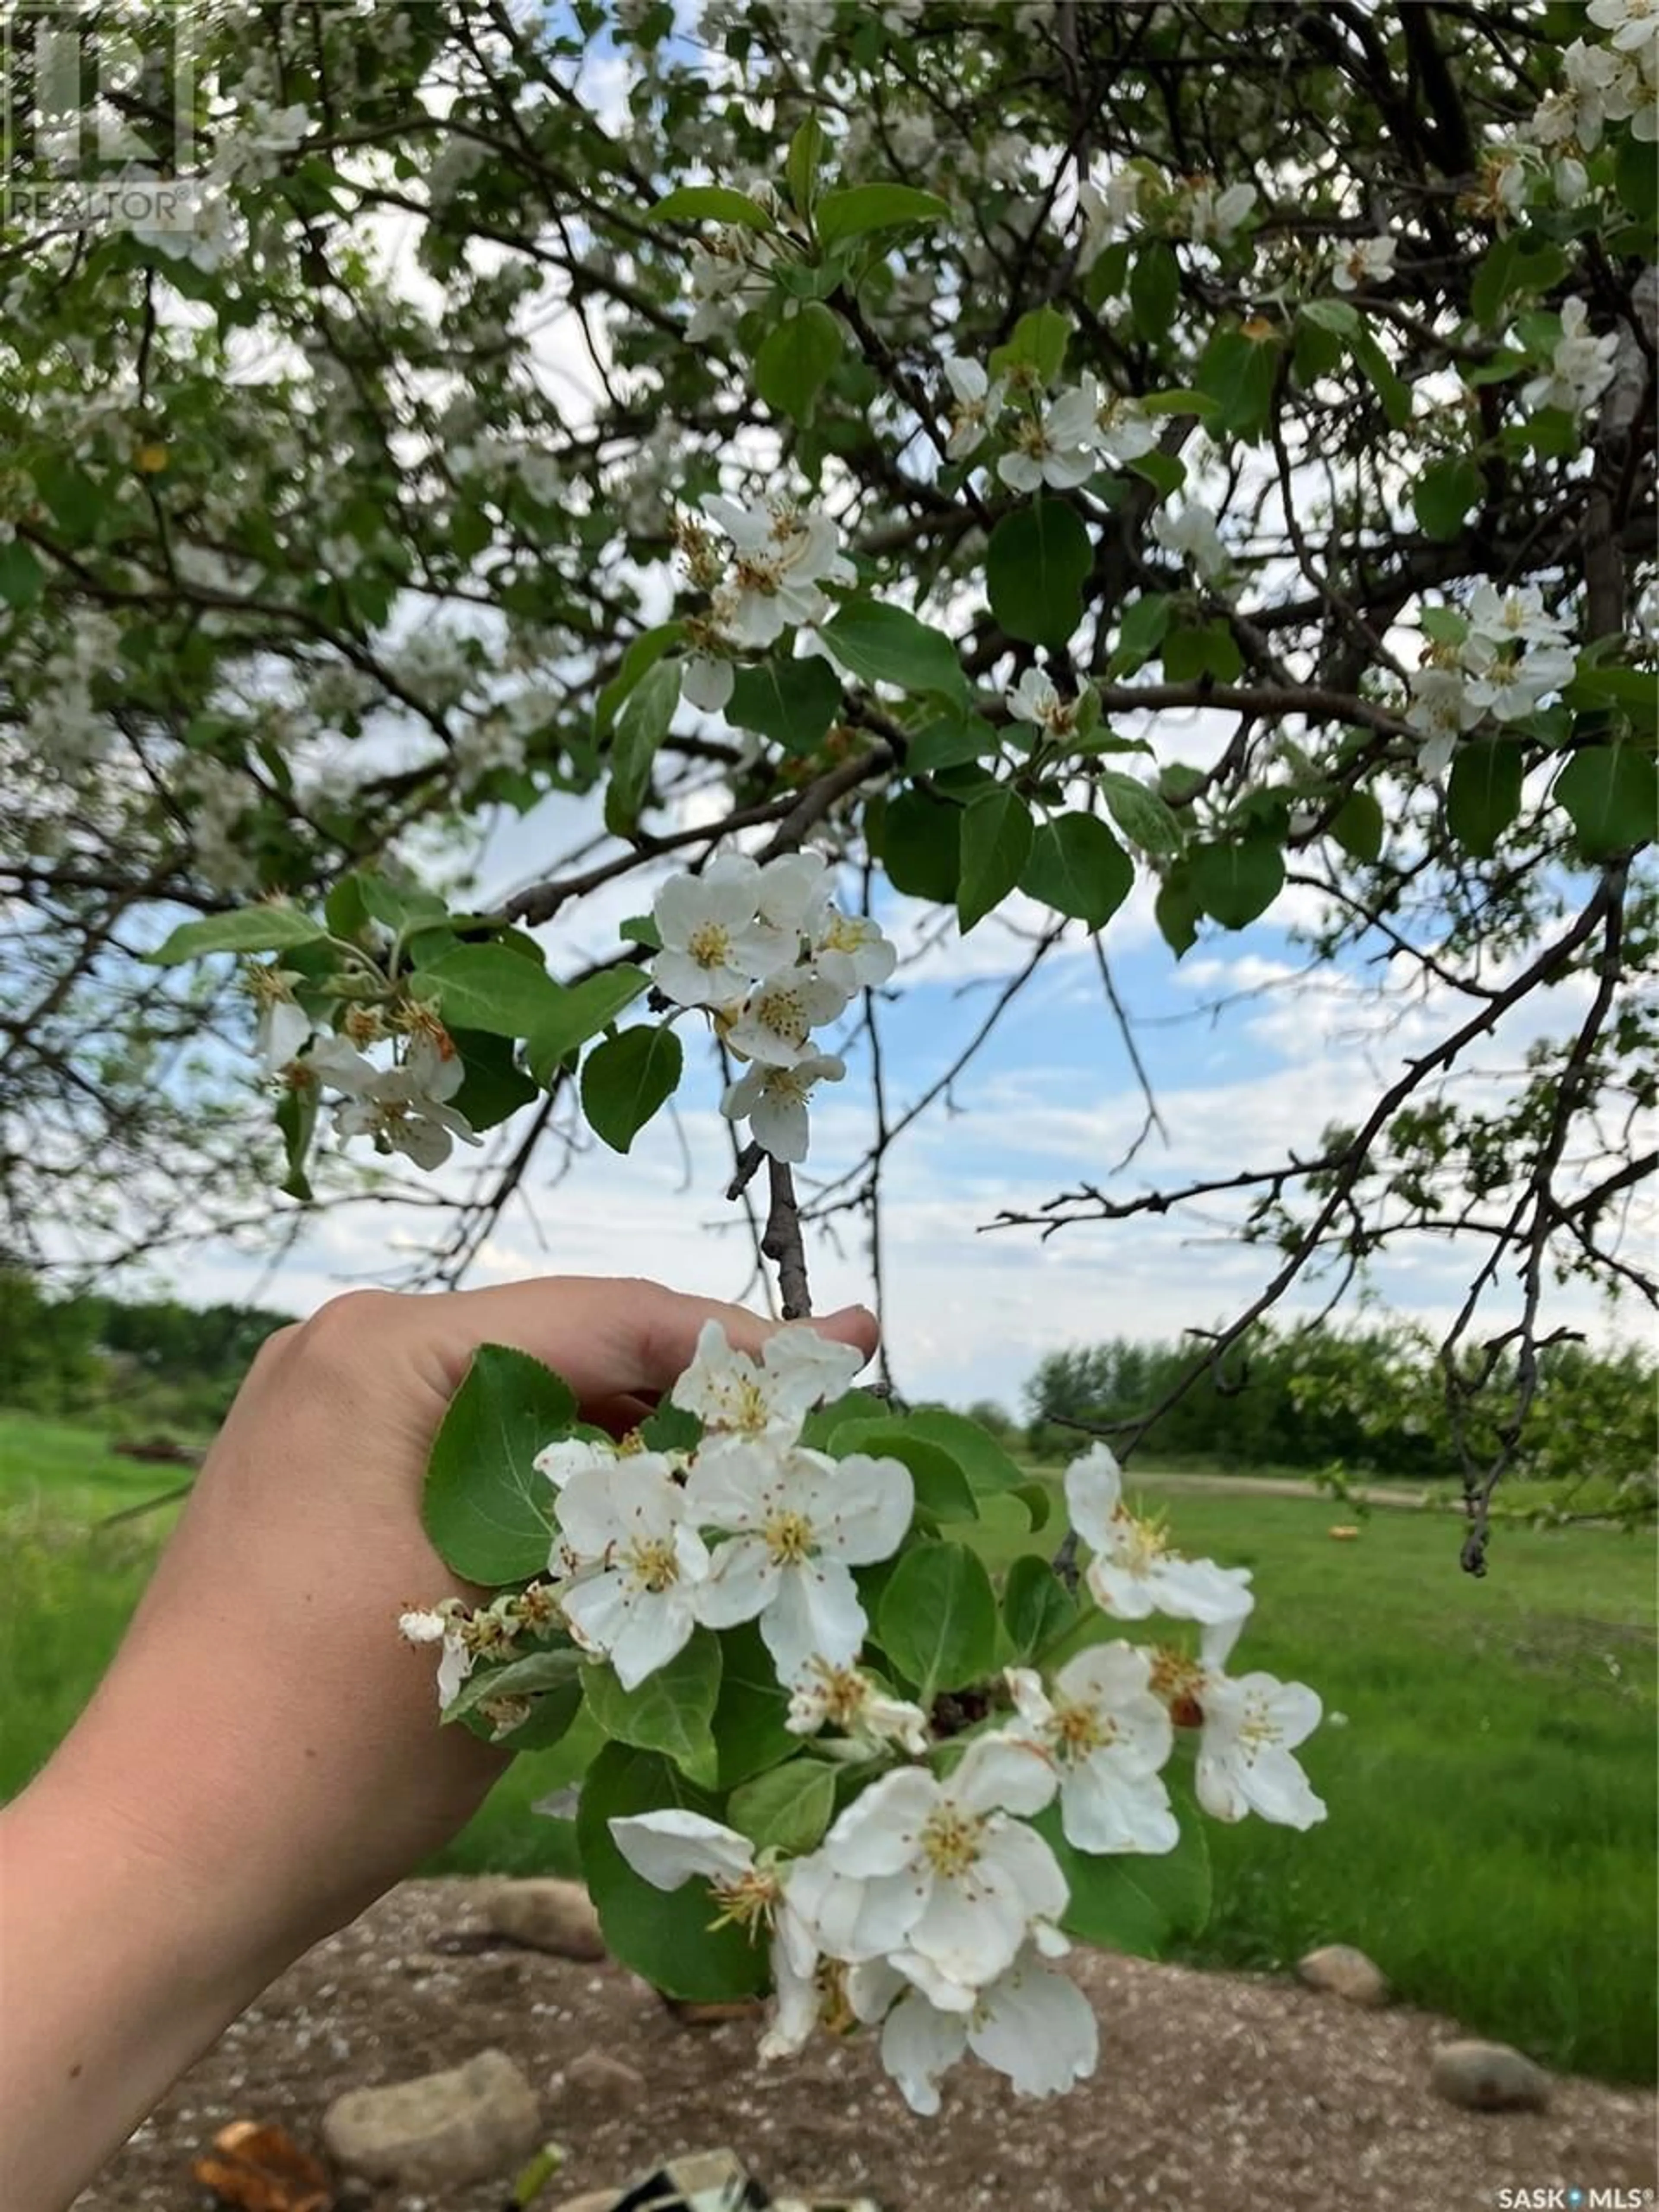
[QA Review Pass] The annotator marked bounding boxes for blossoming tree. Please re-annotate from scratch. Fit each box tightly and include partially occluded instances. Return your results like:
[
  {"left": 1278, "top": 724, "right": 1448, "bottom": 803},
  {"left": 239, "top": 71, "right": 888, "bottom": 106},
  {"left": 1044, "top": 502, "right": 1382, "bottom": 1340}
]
[
  {"left": 1, "top": 14, "right": 1654, "bottom": 1546},
  {"left": 3, "top": 0, "right": 1654, "bottom": 2118}
]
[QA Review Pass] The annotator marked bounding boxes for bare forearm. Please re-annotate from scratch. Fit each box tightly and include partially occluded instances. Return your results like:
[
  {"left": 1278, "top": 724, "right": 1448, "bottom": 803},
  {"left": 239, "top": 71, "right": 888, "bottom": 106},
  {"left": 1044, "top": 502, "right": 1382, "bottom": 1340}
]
[{"left": 0, "top": 1766, "right": 281, "bottom": 2212}]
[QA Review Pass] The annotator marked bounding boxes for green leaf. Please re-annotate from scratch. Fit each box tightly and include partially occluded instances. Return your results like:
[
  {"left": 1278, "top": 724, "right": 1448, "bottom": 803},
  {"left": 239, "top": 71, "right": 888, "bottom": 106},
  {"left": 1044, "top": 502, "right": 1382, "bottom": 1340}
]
[
  {"left": 416, "top": 942, "right": 569, "bottom": 1037},
  {"left": 150, "top": 905, "right": 327, "bottom": 966},
  {"left": 821, "top": 602, "right": 967, "bottom": 704},
  {"left": 786, "top": 116, "right": 824, "bottom": 216},
  {"left": 815, "top": 182, "right": 949, "bottom": 245},
  {"left": 1196, "top": 328, "right": 1278, "bottom": 440},
  {"left": 712, "top": 1621, "right": 798, "bottom": 1789},
  {"left": 583, "top": 1629, "right": 721, "bottom": 1786},
  {"left": 1019, "top": 813, "right": 1134, "bottom": 930},
  {"left": 1128, "top": 239, "right": 1180, "bottom": 341},
  {"left": 488, "top": 1676, "right": 585, "bottom": 1749},
  {"left": 1351, "top": 328, "right": 1411, "bottom": 429},
  {"left": 648, "top": 184, "right": 774, "bottom": 229},
  {"left": 1002, "top": 1552, "right": 1080, "bottom": 1664},
  {"left": 879, "top": 786, "right": 962, "bottom": 903},
  {"left": 958, "top": 787, "right": 1034, "bottom": 934},
  {"left": 275, "top": 1083, "right": 316, "bottom": 1203},
  {"left": 907, "top": 712, "right": 998, "bottom": 774},
  {"left": 1189, "top": 836, "right": 1284, "bottom": 928},
  {"left": 359, "top": 874, "right": 448, "bottom": 936},
  {"left": 1100, "top": 771, "right": 1183, "bottom": 857},
  {"left": 988, "top": 304, "right": 1071, "bottom": 388},
  {"left": 1469, "top": 235, "right": 1520, "bottom": 328},
  {"left": 1446, "top": 737, "right": 1525, "bottom": 859},
  {"left": 1039, "top": 1788, "right": 1211, "bottom": 1954},
  {"left": 1616, "top": 129, "right": 1659, "bottom": 224},
  {"left": 443, "top": 1644, "right": 582, "bottom": 1725},
  {"left": 1553, "top": 742, "right": 1657, "bottom": 859},
  {"left": 524, "top": 968, "right": 650, "bottom": 1084},
  {"left": 728, "top": 1759, "right": 838, "bottom": 1855},
  {"left": 595, "top": 622, "right": 684, "bottom": 742},
  {"left": 801, "top": 1386, "right": 893, "bottom": 1450},
  {"left": 877, "top": 1541, "right": 998, "bottom": 1697},
  {"left": 0, "top": 539, "right": 45, "bottom": 607},
  {"left": 423, "top": 1343, "right": 572, "bottom": 1583},
  {"left": 1298, "top": 298, "right": 1360, "bottom": 338},
  {"left": 1013, "top": 1480, "right": 1053, "bottom": 1533},
  {"left": 727, "top": 654, "right": 843, "bottom": 754},
  {"left": 1331, "top": 789, "right": 1385, "bottom": 863},
  {"left": 1126, "top": 450, "right": 1187, "bottom": 500},
  {"left": 899, "top": 1408, "right": 1027, "bottom": 1496},
  {"left": 34, "top": 458, "right": 103, "bottom": 542},
  {"left": 754, "top": 301, "right": 844, "bottom": 425},
  {"left": 1155, "top": 865, "right": 1202, "bottom": 957},
  {"left": 577, "top": 1744, "right": 768, "bottom": 2001},
  {"left": 985, "top": 499, "right": 1093, "bottom": 649},
  {"left": 1413, "top": 457, "right": 1481, "bottom": 542},
  {"left": 450, "top": 1026, "right": 539, "bottom": 1131},
  {"left": 605, "top": 660, "right": 680, "bottom": 836},
  {"left": 1110, "top": 593, "right": 1172, "bottom": 677},
  {"left": 1420, "top": 605, "right": 1469, "bottom": 647},
  {"left": 828, "top": 1417, "right": 978, "bottom": 1523},
  {"left": 1163, "top": 620, "right": 1242, "bottom": 684},
  {"left": 581, "top": 1024, "right": 683, "bottom": 1152}
]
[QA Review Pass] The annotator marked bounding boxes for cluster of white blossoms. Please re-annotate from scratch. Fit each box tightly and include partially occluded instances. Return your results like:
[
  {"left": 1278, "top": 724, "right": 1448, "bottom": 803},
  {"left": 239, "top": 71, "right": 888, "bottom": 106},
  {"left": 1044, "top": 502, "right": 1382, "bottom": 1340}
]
[
  {"left": 1407, "top": 584, "right": 1579, "bottom": 776},
  {"left": 248, "top": 976, "right": 483, "bottom": 1172},
  {"left": 1519, "top": 298, "right": 1621, "bottom": 420},
  {"left": 675, "top": 494, "right": 855, "bottom": 709},
  {"left": 1077, "top": 162, "right": 1257, "bottom": 264},
  {"left": 649, "top": 850, "right": 896, "bottom": 1163},
  {"left": 1521, "top": 0, "right": 1658, "bottom": 198},
  {"left": 402, "top": 1325, "right": 1323, "bottom": 2116},
  {"left": 942, "top": 361, "right": 1157, "bottom": 489}
]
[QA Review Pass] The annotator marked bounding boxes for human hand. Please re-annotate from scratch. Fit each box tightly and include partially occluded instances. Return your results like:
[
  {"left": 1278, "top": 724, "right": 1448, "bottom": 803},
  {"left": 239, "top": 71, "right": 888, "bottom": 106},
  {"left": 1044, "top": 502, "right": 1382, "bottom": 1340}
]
[{"left": 0, "top": 1277, "right": 877, "bottom": 2210}]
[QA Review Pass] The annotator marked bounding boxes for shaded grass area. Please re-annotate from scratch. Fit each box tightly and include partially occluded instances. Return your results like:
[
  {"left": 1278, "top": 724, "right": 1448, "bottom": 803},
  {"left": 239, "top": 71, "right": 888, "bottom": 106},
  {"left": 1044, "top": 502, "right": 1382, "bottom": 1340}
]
[{"left": 6, "top": 1412, "right": 1654, "bottom": 2082}]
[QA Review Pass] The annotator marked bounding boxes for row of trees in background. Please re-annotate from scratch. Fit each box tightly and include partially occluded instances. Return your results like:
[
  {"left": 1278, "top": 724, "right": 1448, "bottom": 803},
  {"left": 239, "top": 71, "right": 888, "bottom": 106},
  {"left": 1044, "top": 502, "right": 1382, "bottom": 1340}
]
[
  {"left": 1020, "top": 1322, "right": 1657, "bottom": 1510},
  {"left": 0, "top": 1271, "right": 292, "bottom": 1431}
]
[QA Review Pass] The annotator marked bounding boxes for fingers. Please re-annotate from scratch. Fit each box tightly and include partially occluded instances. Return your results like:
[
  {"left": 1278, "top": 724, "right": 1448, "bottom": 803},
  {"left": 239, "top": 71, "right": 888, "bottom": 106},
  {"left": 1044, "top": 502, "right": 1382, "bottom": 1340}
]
[{"left": 412, "top": 1275, "right": 878, "bottom": 1412}]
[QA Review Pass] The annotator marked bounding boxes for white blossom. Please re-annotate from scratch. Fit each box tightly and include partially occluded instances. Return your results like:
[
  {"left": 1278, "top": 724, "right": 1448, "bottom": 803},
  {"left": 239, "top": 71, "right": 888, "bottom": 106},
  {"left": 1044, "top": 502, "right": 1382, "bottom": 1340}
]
[
  {"left": 1064, "top": 1443, "right": 1255, "bottom": 1630},
  {"left": 1077, "top": 374, "right": 1159, "bottom": 464},
  {"left": 1522, "top": 297, "right": 1619, "bottom": 416},
  {"left": 327, "top": 1031, "right": 481, "bottom": 1172},
  {"left": 996, "top": 386, "right": 1100, "bottom": 493},
  {"left": 1152, "top": 499, "right": 1229, "bottom": 580},
  {"left": 1185, "top": 178, "right": 1256, "bottom": 246},
  {"left": 1406, "top": 666, "right": 1478, "bottom": 775},
  {"left": 1005, "top": 1644, "right": 1178, "bottom": 1854},
  {"left": 725, "top": 968, "right": 852, "bottom": 1067},
  {"left": 811, "top": 906, "right": 897, "bottom": 994},
  {"left": 848, "top": 1938, "right": 1097, "bottom": 2114},
  {"left": 699, "top": 495, "right": 853, "bottom": 648},
  {"left": 682, "top": 651, "right": 736, "bottom": 713},
  {"left": 942, "top": 358, "right": 1004, "bottom": 460},
  {"left": 533, "top": 1434, "right": 623, "bottom": 1490},
  {"left": 790, "top": 1733, "right": 1063, "bottom": 1991},
  {"left": 554, "top": 1452, "right": 711, "bottom": 1689},
  {"left": 722, "top": 1049, "right": 845, "bottom": 1163},
  {"left": 399, "top": 1604, "right": 474, "bottom": 1710},
  {"left": 1152, "top": 1623, "right": 1326, "bottom": 1831},
  {"left": 1587, "top": 0, "right": 1659, "bottom": 54},
  {"left": 670, "top": 1319, "right": 866, "bottom": 1439},
  {"left": 1332, "top": 235, "right": 1396, "bottom": 293},
  {"left": 787, "top": 1658, "right": 930, "bottom": 1754},
  {"left": 689, "top": 1436, "right": 913, "bottom": 1683},
  {"left": 1007, "top": 666, "right": 1084, "bottom": 738},
  {"left": 651, "top": 855, "right": 798, "bottom": 1008},
  {"left": 1460, "top": 638, "right": 1576, "bottom": 723},
  {"left": 1465, "top": 583, "right": 1572, "bottom": 652},
  {"left": 607, "top": 1811, "right": 823, "bottom": 2058},
  {"left": 247, "top": 966, "right": 311, "bottom": 1073}
]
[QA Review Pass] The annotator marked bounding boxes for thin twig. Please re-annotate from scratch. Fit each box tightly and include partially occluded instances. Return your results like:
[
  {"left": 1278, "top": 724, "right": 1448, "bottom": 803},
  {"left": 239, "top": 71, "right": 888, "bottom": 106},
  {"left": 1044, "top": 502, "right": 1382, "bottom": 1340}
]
[{"left": 761, "top": 1157, "right": 814, "bottom": 1319}]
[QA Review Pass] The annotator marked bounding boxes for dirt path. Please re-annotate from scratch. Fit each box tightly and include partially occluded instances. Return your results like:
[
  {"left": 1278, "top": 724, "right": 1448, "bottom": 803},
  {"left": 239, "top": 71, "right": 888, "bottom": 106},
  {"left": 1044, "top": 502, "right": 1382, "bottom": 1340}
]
[
  {"left": 83, "top": 1878, "right": 1656, "bottom": 2212},
  {"left": 1129, "top": 1469, "right": 1432, "bottom": 1509}
]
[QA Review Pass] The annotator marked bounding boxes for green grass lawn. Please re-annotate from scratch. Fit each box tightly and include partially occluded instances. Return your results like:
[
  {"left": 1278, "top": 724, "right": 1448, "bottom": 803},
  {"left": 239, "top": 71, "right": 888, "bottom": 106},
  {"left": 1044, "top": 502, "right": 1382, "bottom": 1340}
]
[{"left": 5, "top": 1411, "right": 1654, "bottom": 2083}]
